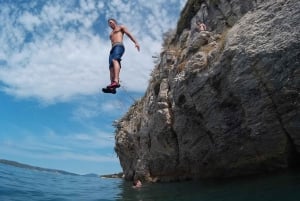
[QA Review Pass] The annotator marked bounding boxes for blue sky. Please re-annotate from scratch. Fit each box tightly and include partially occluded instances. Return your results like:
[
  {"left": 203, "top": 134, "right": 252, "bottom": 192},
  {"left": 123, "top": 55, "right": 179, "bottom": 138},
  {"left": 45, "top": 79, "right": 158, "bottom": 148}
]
[{"left": 0, "top": 0, "right": 186, "bottom": 175}]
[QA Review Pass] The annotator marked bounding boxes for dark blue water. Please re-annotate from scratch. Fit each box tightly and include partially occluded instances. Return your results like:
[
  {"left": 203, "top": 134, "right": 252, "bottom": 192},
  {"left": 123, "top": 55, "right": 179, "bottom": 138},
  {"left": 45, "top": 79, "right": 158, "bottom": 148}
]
[{"left": 1, "top": 163, "right": 300, "bottom": 201}]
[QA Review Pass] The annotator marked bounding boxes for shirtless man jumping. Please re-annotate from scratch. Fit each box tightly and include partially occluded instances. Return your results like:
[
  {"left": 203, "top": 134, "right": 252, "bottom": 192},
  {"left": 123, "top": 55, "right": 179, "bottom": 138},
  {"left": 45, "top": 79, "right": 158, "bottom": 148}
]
[{"left": 104, "top": 18, "right": 140, "bottom": 93}]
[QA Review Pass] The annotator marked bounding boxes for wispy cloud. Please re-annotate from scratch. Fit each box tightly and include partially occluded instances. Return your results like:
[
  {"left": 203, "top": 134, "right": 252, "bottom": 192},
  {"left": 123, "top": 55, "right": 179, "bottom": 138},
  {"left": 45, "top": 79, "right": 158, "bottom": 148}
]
[
  {"left": 70, "top": 94, "right": 135, "bottom": 124},
  {"left": 0, "top": 128, "right": 116, "bottom": 163},
  {"left": 0, "top": 0, "right": 187, "bottom": 104}
]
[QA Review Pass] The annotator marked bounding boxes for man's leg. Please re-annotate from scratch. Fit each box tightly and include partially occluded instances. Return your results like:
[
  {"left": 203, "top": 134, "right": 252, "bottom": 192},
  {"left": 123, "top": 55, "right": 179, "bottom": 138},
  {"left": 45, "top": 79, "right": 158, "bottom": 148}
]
[
  {"left": 106, "top": 59, "right": 120, "bottom": 89},
  {"left": 109, "top": 67, "right": 114, "bottom": 83},
  {"left": 112, "top": 59, "right": 120, "bottom": 84}
]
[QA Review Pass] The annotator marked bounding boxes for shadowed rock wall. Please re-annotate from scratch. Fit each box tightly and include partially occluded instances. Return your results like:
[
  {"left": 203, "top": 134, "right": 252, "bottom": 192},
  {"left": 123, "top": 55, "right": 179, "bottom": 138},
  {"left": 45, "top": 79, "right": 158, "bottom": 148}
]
[{"left": 115, "top": 0, "right": 300, "bottom": 182}]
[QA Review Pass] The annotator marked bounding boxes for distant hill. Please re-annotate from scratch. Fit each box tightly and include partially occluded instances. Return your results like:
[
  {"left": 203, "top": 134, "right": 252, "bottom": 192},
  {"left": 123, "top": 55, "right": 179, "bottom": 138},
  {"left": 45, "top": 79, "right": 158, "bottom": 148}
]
[
  {"left": 0, "top": 159, "right": 78, "bottom": 176},
  {"left": 100, "top": 172, "right": 123, "bottom": 179},
  {"left": 82, "top": 173, "right": 99, "bottom": 177}
]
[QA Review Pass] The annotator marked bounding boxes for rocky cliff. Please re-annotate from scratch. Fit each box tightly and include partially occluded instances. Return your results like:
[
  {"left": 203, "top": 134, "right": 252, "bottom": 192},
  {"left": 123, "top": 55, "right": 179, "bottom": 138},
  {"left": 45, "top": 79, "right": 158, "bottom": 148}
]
[{"left": 115, "top": 0, "right": 300, "bottom": 182}]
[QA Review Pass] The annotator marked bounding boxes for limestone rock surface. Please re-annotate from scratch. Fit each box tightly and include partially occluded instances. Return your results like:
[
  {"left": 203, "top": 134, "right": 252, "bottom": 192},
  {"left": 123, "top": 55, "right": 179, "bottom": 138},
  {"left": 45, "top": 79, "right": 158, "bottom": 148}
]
[{"left": 115, "top": 0, "right": 300, "bottom": 182}]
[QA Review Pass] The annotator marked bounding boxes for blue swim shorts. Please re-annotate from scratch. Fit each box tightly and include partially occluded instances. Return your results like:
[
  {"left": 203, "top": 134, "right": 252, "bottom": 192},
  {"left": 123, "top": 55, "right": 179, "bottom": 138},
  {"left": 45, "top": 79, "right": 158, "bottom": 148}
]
[{"left": 109, "top": 43, "right": 125, "bottom": 68}]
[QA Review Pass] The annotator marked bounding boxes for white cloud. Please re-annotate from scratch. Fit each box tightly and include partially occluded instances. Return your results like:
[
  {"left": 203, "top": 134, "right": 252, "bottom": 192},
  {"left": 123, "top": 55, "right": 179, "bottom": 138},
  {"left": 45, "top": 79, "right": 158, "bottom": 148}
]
[
  {"left": 0, "top": 128, "right": 116, "bottom": 163},
  {"left": 97, "top": 2, "right": 105, "bottom": 10},
  {"left": 0, "top": 0, "right": 187, "bottom": 104},
  {"left": 55, "top": 152, "right": 118, "bottom": 163},
  {"left": 1, "top": 143, "right": 118, "bottom": 163},
  {"left": 80, "top": 0, "right": 96, "bottom": 12},
  {"left": 73, "top": 101, "right": 103, "bottom": 120},
  {"left": 19, "top": 11, "right": 41, "bottom": 31}
]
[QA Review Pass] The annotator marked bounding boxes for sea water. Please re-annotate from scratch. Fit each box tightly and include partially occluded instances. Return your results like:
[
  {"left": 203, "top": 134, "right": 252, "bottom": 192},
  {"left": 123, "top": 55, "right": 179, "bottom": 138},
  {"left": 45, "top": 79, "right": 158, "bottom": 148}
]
[{"left": 1, "top": 163, "right": 300, "bottom": 201}]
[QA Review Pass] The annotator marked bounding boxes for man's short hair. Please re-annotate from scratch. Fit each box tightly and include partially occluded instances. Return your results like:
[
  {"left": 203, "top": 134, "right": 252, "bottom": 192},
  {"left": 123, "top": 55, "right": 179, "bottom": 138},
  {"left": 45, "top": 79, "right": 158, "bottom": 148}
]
[{"left": 108, "top": 18, "right": 117, "bottom": 24}]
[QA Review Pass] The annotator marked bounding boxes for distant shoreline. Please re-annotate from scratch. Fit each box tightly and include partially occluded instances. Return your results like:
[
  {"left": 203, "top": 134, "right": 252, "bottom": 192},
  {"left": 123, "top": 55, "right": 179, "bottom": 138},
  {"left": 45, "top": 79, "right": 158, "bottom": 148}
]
[
  {"left": 0, "top": 159, "right": 78, "bottom": 176},
  {"left": 100, "top": 172, "right": 124, "bottom": 179},
  {"left": 0, "top": 159, "right": 123, "bottom": 178}
]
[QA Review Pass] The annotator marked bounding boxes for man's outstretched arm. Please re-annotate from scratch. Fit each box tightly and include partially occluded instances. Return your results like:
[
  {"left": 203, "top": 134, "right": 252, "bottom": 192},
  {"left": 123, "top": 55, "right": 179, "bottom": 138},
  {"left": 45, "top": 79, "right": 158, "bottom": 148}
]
[{"left": 122, "top": 26, "right": 140, "bottom": 51}]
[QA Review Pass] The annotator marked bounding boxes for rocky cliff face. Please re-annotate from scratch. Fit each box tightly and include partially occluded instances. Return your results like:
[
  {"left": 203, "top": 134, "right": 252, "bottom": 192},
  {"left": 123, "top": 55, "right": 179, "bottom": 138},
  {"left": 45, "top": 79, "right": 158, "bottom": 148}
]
[{"left": 115, "top": 0, "right": 300, "bottom": 182}]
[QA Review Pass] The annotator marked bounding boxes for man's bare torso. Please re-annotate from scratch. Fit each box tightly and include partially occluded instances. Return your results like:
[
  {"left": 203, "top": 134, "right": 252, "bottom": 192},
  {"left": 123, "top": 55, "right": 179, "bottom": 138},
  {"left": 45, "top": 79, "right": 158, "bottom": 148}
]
[{"left": 110, "top": 26, "right": 124, "bottom": 45}]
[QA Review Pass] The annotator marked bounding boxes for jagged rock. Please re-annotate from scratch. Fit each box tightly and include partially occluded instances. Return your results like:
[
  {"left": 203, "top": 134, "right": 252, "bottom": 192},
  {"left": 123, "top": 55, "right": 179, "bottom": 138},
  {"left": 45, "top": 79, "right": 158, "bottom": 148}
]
[
  {"left": 187, "top": 31, "right": 212, "bottom": 54},
  {"left": 115, "top": 0, "right": 300, "bottom": 182},
  {"left": 178, "top": 0, "right": 259, "bottom": 38},
  {"left": 186, "top": 52, "right": 207, "bottom": 71},
  {"left": 179, "top": 29, "right": 190, "bottom": 49}
]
